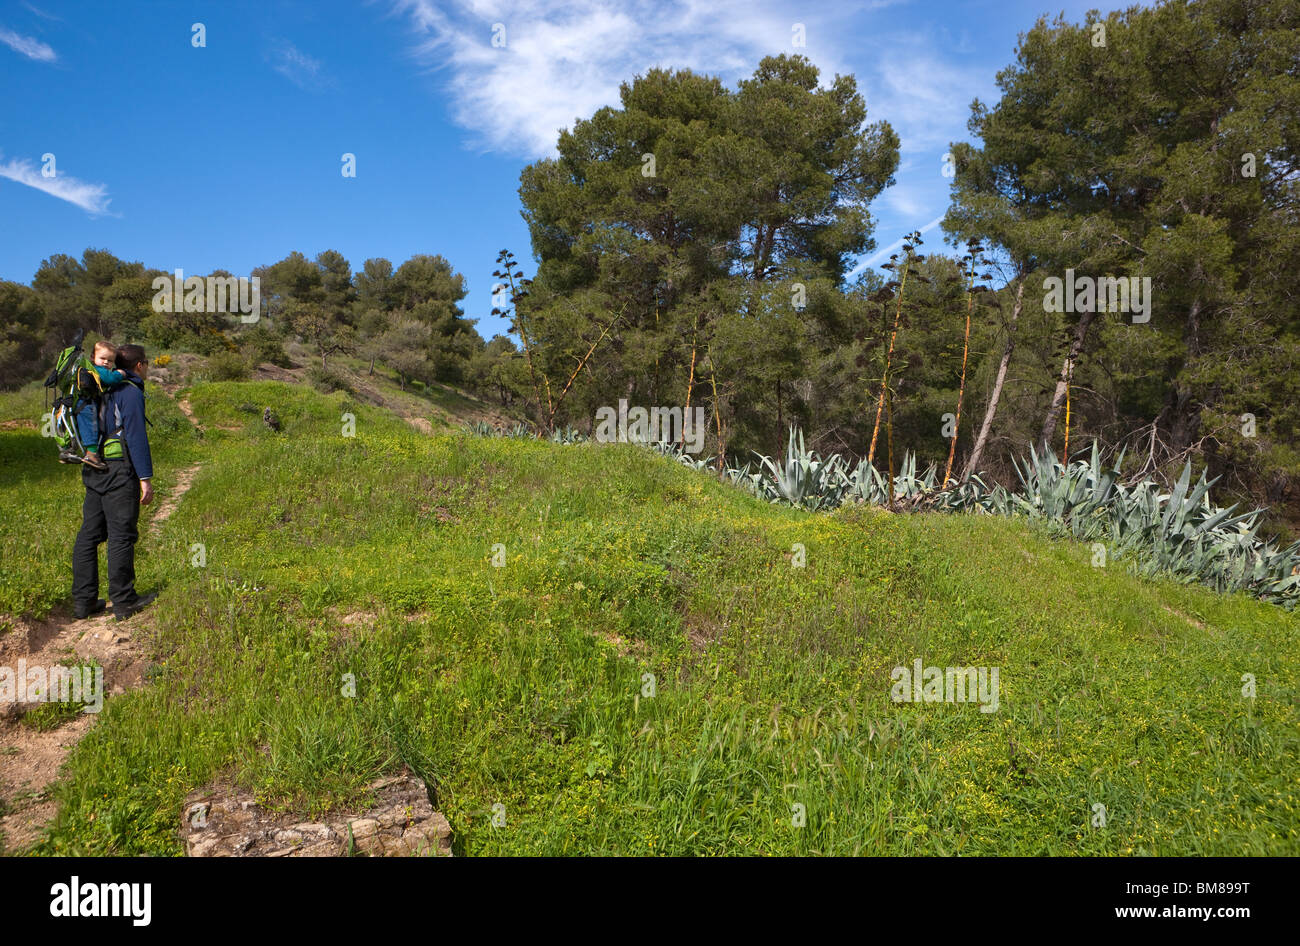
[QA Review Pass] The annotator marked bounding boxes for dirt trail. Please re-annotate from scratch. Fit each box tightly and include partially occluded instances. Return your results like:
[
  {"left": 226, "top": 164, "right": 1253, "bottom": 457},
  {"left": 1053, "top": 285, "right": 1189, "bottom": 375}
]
[
  {"left": 0, "top": 405, "right": 201, "bottom": 851},
  {"left": 0, "top": 608, "right": 151, "bottom": 852},
  {"left": 176, "top": 396, "right": 198, "bottom": 427},
  {"left": 150, "top": 463, "right": 202, "bottom": 529}
]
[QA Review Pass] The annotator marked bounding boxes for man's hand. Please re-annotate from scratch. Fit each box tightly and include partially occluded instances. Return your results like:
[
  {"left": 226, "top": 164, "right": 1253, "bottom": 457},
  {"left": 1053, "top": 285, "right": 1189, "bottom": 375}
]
[{"left": 140, "top": 479, "right": 154, "bottom": 506}]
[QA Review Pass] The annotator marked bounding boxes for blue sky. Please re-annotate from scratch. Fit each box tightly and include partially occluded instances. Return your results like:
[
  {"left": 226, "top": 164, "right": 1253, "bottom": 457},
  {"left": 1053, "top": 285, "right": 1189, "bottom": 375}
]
[{"left": 1, "top": 0, "right": 1100, "bottom": 339}]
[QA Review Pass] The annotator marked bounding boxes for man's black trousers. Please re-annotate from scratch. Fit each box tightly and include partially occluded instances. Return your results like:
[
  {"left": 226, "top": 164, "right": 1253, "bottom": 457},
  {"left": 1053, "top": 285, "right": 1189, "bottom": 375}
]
[{"left": 72, "top": 458, "right": 142, "bottom": 612}]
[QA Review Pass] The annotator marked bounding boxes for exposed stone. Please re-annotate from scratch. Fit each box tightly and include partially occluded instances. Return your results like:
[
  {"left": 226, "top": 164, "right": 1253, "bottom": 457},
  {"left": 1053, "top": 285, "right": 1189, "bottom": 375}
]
[
  {"left": 180, "top": 769, "right": 452, "bottom": 857},
  {"left": 346, "top": 818, "right": 380, "bottom": 840}
]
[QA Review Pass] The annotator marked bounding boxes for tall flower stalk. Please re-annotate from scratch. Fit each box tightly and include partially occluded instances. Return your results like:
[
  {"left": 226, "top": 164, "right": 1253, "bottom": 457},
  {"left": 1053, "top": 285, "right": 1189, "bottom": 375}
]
[
  {"left": 943, "top": 240, "right": 987, "bottom": 488},
  {"left": 867, "top": 230, "right": 924, "bottom": 469}
]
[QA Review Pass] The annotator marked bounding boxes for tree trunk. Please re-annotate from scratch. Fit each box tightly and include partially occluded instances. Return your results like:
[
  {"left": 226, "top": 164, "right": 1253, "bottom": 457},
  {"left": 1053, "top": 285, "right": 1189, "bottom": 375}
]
[
  {"left": 683, "top": 310, "right": 699, "bottom": 442},
  {"left": 964, "top": 280, "right": 1023, "bottom": 480},
  {"left": 886, "top": 382, "right": 895, "bottom": 505},
  {"left": 1155, "top": 299, "right": 1204, "bottom": 455},
  {"left": 776, "top": 376, "right": 784, "bottom": 444},
  {"left": 1039, "top": 304, "right": 1096, "bottom": 454},
  {"left": 707, "top": 355, "right": 725, "bottom": 471}
]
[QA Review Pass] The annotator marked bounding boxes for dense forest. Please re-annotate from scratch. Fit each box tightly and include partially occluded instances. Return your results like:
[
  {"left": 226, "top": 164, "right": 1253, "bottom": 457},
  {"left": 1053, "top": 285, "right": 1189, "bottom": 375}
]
[{"left": 2, "top": 0, "right": 1296, "bottom": 528}]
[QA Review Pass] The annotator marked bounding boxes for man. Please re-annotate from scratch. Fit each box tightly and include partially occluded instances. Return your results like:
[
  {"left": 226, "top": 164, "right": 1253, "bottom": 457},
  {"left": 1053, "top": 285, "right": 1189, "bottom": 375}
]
[{"left": 71, "top": 343, "right": 157, "bottom": 622}]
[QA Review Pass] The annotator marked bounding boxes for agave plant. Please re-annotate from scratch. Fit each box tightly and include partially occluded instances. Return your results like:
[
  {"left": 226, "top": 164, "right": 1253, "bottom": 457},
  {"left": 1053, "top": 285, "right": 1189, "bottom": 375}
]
[
  {"left": 549, "top": 425, "right": 588, "bottom": 444},
  {"left": 1005, "top": 442, "right": 1124, "bottom": 539},
  {"left": 650, "top": 440, "right": 717, "bottom": 472},
  {"left": 894, "top": 452, "right": 938, "bottom": 499},
  {"left": 1003, "top": 441, "right": 1299, "bottom": 608},
  {"left": 932, "top": 473, "right": 1008, "bottom": 514},
  {"left": 753, "top": 427, "right": 851, "bottom": 511},
  {"left": 659, "top": 420, "right": 1298, "bottom": 609},
  {"left": 843, "top": 451, "right": 938, "bottom": 507},
  {"left": 846, "top": 456, "right": 888, "bottom": 504},
  {"left": 724, "top": 460, "right": 754, "bottom": 486},
  {"left": 464, "top": 421, "right": 495, "bottom": 437}
]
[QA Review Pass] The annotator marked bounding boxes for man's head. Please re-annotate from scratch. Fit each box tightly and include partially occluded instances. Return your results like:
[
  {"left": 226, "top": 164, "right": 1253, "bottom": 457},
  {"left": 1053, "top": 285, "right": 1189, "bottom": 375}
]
[
  {"left": 115, "top": 344, "right": 148, "bottom": 380},
  {"left": 92, "top": 340, "right": 117, "bottom": 369}
]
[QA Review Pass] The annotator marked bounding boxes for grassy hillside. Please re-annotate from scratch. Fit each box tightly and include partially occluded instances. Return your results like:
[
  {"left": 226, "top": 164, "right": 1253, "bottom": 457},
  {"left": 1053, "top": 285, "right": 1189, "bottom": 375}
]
[{"left": 1, "top": 375, "right": 1296, "bottom": 855}]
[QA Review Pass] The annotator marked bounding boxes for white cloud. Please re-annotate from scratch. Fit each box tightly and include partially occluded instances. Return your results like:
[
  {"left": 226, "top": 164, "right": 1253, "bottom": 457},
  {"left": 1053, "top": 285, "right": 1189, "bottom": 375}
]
[
  {"left": 0, "top": 25, "right": 56, "bottom": 62},
  {"left": 269, "top": 41, "right": 329, "bottom": 90},
  {"left": 384, "top": 0, "right": 985, "bottom": 274},
  {"left": 21, "top": 3, "right": 63, "bottom": 22},
  {"left": 881, "top": 173, "right": 932, "bottom": 219},
  {"left": 389, "top": 0, "right": 875, "bottom": 158},
  {"left": 0, "top": 154, "right": 111, "bottom": 215},
  {"left": 858, "top": 38, "right": 991, "bottom": 153}
]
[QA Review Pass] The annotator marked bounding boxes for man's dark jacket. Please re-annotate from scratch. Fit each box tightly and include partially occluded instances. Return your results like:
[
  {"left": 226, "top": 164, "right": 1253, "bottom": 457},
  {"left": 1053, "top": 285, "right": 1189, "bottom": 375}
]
[{"left": 88, "top": 372, "right": 152, "bottom": 484}]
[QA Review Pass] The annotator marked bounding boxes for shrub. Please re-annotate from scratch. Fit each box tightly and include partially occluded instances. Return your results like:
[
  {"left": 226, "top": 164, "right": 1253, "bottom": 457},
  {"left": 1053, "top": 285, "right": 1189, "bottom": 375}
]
[
  {"left": 307, "top": 364, "right": 354, "bottom": 395},
  {"left": 138, "top": 312, "right": 182, "bottom": 349},
  {"left": 241, "top": 325, "right": 291, "bottom": 368},
  {"left": 204, "top": 351, "right": 250, "bottom": 381},
  {"left": 191, "top": 328, "right": 234, "bottom": 356}
]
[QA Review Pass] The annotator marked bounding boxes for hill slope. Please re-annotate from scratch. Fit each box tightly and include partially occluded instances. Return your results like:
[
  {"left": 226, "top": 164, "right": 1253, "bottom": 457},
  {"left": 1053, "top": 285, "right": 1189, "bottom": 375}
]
[{"left": 0, "top": 376, "right": 1296, "bottom": 855}]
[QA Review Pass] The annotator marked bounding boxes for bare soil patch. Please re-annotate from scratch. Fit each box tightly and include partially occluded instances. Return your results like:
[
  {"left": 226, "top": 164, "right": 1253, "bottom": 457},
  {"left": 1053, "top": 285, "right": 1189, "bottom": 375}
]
[
  {"left": 150, "top": 463, "right": 202, "bottom": 529},
  {"left": 0, "top": 607, "right": 155, "bottom": 852}
]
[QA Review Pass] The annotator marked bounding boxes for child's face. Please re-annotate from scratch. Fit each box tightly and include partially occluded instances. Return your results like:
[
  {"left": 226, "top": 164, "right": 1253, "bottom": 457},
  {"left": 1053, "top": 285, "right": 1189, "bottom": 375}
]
[{"left": 93, "top": 347, "right": 116, "bottom": 368}]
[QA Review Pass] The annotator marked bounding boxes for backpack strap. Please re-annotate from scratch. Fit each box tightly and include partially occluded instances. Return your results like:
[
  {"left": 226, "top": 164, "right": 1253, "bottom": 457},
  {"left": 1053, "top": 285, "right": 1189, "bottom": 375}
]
[{"left": 100, "top": 391, "right": 124, "bottom": 452}]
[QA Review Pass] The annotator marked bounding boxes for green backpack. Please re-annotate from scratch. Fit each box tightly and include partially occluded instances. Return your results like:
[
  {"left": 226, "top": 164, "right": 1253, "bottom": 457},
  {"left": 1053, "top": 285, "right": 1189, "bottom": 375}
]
[{"left": 43, "top": 329, "right": 111, "bottom": 462}]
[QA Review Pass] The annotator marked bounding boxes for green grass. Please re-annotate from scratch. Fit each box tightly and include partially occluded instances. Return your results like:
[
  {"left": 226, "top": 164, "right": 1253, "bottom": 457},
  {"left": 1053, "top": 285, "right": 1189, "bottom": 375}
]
[{"left": 1, "top": 378, "right": 1296, "bottom": 855}]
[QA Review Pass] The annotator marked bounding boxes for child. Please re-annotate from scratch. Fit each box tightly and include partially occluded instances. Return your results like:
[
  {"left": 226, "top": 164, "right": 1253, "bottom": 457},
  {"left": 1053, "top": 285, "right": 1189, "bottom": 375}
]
[{"left": 71, "top": 340, "right": 128, "bottom": 469}]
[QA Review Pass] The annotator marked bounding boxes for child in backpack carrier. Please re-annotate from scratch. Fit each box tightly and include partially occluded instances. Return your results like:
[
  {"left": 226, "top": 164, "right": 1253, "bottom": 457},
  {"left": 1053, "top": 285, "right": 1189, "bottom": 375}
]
[{"left": 63, "top": 340, "right": 127, "bottom": 469}]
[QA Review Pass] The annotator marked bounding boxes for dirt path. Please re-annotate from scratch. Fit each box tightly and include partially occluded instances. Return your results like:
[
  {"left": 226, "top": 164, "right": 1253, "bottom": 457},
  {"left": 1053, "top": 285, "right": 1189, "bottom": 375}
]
[
  {"left": 177, "top": 396, "right": 200, "bottom": 430},
  {"left": 0, "top": 608, "right": 152, "bottom": 852},
  {"left": 150, "top": 463, "right": 202, "bottom": 529},
  {"left": 0, "top": 445, "right": 201, "bottom": 851},
  {"left": 156, "top": 390, "right": 205, "bottom": 528}
]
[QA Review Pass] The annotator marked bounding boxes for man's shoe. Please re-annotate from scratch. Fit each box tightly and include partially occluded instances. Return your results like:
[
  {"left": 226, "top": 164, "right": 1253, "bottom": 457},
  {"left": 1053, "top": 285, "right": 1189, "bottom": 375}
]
[
  {"left": 82, "top": 451, "right": 108, "bottom": 470},
  {"left": 115, "top": 592, "right": 158, "bottom": 622},
  {"left": 74, "top": 598, "right": 107, "bottom": 619},
  {"left": 58, "top": 449, "right": 82, "bottom": 464}
]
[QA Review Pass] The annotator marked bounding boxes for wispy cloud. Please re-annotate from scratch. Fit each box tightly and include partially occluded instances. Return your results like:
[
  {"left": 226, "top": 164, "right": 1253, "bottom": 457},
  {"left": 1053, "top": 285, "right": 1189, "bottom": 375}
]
[
  {"left": 21, "top": 3, "right": 63, "bottom": 22},
  {"left": 389, "top": 0, "right": 877, "bottom": 158},
  {"left": 0, "top": 153, "right": 112, "bottom": 215},
  {"left": 269, "top": 41, "right": 330, "bottom": 91},
  {"left": 0, "top": 24, "right": 57, "bottom": 62},
  {"left": 881, "top": 172, "right": 933, "bottom": 219},
  {"left": 385, "top": 0, "right": 981, "bottom": 274},
  {"left": 860, "top": 36, "right": 990, "bottom": 152}
]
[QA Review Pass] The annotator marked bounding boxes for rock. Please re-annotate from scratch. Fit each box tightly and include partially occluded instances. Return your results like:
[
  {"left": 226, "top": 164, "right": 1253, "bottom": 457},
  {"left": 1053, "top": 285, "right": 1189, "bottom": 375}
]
[
  {"left": 185, "top": 802, "right": 210, "bottom": 828},
  {"left": 345, "top": 818, "right": 380, "bottom": 841},
  {"left": 189, "top": 836, "right": 220, "bottom": 857},
  {"left": 179, "top": 769, "right": 452, "bottom": 857}
]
